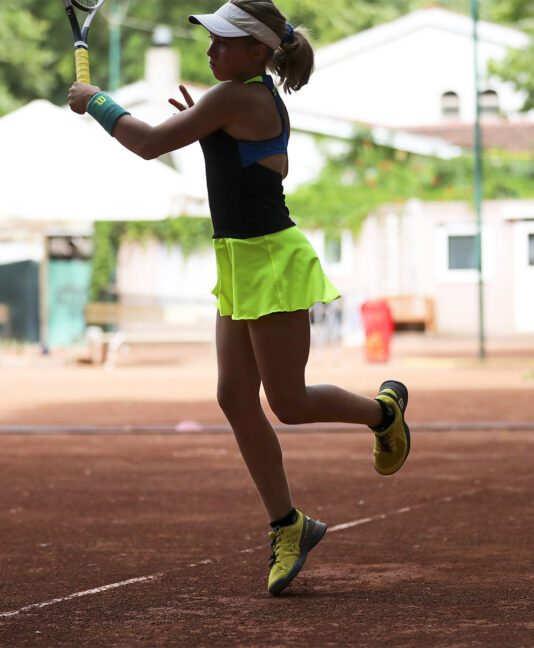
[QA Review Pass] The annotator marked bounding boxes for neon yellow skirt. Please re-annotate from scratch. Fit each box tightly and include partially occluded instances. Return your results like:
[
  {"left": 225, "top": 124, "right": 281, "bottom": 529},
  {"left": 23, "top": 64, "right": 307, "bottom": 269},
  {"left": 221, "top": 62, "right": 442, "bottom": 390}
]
[{"left": 211, "top": 225, "right": 340, "bottom": 320}]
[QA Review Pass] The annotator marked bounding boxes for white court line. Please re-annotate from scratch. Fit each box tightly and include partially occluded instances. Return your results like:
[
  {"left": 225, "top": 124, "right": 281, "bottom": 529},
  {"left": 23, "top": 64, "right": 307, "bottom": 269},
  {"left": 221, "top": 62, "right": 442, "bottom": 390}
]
[
  {"left": 0, "top": 489, "right": 479, "bottom": 619},
  {"left": 327, "top": 491, "right": 476, "bottom": 533},
  {"left": 0, "top": 573, "right": 164, "bottom": 619}
]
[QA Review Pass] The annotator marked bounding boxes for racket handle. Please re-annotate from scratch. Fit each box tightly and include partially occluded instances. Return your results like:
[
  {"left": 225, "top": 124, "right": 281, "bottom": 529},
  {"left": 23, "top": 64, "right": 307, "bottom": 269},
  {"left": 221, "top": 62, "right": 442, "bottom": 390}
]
[{"left": 75, "top": 47, "right": 91, "bottom": 84}]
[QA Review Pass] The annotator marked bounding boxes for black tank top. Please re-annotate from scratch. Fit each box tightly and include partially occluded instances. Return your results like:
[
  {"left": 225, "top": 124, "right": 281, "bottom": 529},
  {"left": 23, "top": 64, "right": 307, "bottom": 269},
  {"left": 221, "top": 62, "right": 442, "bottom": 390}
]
[{"left": 199, "top": 74, "right": 295, "bottom": 239}]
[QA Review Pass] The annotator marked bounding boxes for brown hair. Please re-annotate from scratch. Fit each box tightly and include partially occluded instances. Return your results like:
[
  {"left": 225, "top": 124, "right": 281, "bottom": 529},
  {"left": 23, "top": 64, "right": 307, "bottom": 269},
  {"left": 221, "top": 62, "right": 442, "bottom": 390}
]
[{"left": 230, "top": 0, "right": 314, "bottom": 93}]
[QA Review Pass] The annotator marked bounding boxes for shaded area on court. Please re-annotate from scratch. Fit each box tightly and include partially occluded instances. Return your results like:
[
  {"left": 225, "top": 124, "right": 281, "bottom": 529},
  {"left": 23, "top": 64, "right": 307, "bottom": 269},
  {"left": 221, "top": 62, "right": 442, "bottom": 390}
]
[{"left": 0, "top": 430, "right": 533, "bottom": 647}]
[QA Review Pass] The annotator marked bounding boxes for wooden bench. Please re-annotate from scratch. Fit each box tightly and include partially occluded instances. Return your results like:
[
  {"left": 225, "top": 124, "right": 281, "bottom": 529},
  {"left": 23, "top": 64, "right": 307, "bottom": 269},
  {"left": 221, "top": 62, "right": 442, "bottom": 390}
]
[
  {"left": 84, "top": 301, "right": 215, "bottom": 365},
  {"left": 384, "top": 295, "right": 435, "bottom": 332}
]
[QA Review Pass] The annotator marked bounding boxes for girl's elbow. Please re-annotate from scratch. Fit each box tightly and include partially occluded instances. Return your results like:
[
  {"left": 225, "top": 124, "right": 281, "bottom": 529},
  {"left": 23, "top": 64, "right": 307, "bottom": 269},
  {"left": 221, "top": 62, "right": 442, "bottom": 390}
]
[
  {"left": 134, "top": 130, "right": 181, "bottom": 160},
  {"left": 139, "top": 148, "right": 157, "bottom": 161},
  {"left": 139, "top": 141, "right": 174, "bottom": 161},
  {"left": 135, "top": 128, "right": 163, "bottom": 160},
  {"left": 137, "top": 140, "right": 159, "bottom": 160}
]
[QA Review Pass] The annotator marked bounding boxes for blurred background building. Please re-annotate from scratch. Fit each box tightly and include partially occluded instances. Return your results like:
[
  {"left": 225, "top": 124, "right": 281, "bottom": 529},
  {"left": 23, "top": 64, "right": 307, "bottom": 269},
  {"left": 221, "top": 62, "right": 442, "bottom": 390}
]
[{"left": 0, "top": 5, "right": 533, "bottom": 351}]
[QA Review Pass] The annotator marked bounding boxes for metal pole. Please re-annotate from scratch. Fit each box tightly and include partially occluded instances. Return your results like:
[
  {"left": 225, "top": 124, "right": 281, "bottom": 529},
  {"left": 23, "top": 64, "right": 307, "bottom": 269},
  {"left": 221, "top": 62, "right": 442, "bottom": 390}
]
[
  {"left": 38, "top": 231, "right": 49, "bottom": 354},
  {"left": 109, "top": 0, "right": 121, "bottom": 92},
  {"left": 471, "top": 0, "right": 486, "bottom": 359}
]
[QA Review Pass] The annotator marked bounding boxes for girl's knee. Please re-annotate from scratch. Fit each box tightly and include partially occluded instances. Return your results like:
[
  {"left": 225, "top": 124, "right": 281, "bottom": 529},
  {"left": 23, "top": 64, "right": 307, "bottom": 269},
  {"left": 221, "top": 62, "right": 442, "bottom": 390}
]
[
  {"left": 217, "top": 382, "right": 258, "bottom": 416},
  {"left": 216, "top": 383, "right": 239, "bottom": 414},
  {"left": 269, "top": 395, "right": 308, "bottom": 425}
]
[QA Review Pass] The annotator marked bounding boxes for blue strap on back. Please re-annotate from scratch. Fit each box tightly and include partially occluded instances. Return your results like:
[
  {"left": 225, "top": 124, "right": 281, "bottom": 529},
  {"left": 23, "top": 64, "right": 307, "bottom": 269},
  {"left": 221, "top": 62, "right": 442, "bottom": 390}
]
[{"left": 237, "top": 74, "right": 288, "bottom": 168}]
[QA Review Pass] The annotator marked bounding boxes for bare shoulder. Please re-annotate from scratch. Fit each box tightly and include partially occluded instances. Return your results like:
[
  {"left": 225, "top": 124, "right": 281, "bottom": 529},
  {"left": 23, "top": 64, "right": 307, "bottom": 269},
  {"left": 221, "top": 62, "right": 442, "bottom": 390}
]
[
  {"left": 199, "top": 81, "right": 244, "bottom": 107},
  {"left": 199, "top": 80, "right": 291, "bottom": 140},
  {"left": 202, "top": 81, "right": 264, "bottom": 125}
]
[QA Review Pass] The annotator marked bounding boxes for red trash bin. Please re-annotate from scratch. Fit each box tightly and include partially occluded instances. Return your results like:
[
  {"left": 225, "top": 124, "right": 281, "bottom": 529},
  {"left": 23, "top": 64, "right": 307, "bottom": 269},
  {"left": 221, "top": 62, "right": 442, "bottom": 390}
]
[{"left": 361, "top": 300, "right": 394, "bottom": 363}]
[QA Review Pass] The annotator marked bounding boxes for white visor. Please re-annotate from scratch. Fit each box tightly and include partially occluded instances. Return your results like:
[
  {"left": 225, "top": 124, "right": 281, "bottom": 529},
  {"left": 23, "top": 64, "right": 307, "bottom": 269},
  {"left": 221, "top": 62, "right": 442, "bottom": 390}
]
[{"left": 189, "top": 2, "right": 281, "bottom": 50}]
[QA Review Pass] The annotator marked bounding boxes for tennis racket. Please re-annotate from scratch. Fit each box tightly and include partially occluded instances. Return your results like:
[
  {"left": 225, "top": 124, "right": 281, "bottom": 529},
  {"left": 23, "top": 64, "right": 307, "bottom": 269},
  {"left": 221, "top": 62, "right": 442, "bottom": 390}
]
[{"left": 63, "top": 0, "right": 107, "bottom": 84}]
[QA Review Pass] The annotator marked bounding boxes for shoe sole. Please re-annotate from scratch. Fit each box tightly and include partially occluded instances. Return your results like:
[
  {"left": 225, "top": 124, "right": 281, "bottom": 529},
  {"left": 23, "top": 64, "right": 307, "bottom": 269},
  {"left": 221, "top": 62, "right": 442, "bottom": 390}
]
[
  {"left": 268, "top": 519, "right": 327, "bottom": 596},
  {"left": 375, "top": 380, "right": 410, "bottom": 476}
]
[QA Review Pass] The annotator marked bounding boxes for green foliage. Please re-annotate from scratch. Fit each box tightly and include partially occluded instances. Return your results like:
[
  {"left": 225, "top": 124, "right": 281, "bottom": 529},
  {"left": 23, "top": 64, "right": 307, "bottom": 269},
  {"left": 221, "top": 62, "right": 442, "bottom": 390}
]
[
  {"left": 287, "top": 130, "right": 534, "bottom": 232},
  {"left": 485, "top": 0, "right": 534, "bottom": 112},
  {"left": 277, "top": 0, "right": 497, "bottom": 45},
  {"left": 90, "top": 217, "right": 212, "bottom": 300},
  {"left": 488, "top": 0, "right": 534, "bottom": 24},
  {"left": 0, "top": 2, "right": 55, "bottom": 115},
  {"left": 121, "top": 216, "right": 213, "bottom": 255},
  {"left": 277, "top": 0, "right": 413, "bottom": 44},
  {"left": 488, "top": 37, "right": 534, "bottom": 112},
  {"left": 90, "top": 221, "right": 123, "bottom": 301}
]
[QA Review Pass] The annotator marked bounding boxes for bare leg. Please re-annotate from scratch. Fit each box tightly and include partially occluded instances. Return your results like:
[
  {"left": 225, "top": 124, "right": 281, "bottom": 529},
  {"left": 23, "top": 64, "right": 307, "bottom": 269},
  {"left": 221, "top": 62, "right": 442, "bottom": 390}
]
[
  {"left": 248, "top": 310, "right": 383, "bottom": 427},
  {"left": 215, "top": 312, "right": 293, "bottom": 521}
]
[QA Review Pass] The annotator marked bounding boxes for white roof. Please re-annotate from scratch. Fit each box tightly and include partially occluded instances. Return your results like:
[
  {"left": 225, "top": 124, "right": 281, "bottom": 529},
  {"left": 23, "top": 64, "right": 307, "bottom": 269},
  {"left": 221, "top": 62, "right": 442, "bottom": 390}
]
[
  {"left": 0, "top": 100, "right": 206, "bottom": 224},
  {"left": 314, "top": 7, "right": 529, "bottom": 70}
]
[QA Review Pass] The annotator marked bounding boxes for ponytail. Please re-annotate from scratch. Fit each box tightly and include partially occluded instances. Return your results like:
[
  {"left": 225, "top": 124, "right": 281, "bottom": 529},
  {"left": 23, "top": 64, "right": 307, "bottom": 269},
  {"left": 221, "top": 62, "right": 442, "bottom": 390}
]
[
  {"left": 230, "top": 0, "right": 315, "bottom": 93},
  {"left": 270, "top": 25, "right": 314, "bottom": 93}
]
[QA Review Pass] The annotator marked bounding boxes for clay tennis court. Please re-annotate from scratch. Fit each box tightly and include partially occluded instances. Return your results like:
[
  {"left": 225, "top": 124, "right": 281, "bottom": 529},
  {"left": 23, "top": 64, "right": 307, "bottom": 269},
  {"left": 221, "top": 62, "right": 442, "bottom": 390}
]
[{"left": 0, "top": 338, "right": 533, "bottom": 647}]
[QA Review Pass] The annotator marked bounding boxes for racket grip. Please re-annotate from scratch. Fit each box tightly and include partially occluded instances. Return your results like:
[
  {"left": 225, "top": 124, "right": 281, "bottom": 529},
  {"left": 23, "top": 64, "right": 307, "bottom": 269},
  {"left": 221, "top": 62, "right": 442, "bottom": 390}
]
[{"left": 75, "top": 48, "right": 91, "bottom": 84}]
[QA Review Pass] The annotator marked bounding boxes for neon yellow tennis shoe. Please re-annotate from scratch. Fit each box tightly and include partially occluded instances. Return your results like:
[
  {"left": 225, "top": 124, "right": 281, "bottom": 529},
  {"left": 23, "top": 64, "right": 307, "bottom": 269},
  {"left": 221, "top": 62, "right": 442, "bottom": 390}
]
[
  {"left": 267, "top": 510, "right": 327, "bottom": 595},
  {"left": 374, "top": 380, "right": 410, "bottom": 475}
]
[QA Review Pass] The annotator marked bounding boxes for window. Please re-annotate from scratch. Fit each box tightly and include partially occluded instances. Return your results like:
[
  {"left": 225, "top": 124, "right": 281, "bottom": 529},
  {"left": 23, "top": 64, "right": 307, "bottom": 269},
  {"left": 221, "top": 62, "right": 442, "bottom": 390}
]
[
  {"left": 441, "top": 91, "right": 460, "bottom": 120},
  {"left": 529, "top": 234, "right": 534, "bottom": 266},
  {"left": 325, "top": 234, "right": 342, "bottom": 264},
  {"left": 480, "top": 90, "right": 499, "bottom": 116},
  {"left": 436, "top": 224, "right": 494, "bottom": 284},
  {"left": 448, "top": 235, "right": 477, "bottom": 270}
]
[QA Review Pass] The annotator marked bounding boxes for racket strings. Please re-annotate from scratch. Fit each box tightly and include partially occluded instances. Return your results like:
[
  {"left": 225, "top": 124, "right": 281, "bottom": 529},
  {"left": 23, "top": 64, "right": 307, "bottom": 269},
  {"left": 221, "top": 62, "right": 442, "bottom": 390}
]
[{"left": 72, "top": 0, "right": 105, "bottom": 11}]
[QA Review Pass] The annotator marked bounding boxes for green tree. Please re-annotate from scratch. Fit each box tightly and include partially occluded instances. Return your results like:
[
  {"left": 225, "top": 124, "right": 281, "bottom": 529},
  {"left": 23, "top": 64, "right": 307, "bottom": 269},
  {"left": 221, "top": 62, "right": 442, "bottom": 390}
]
[
  {"left": 488, "top": 44, "right": 534, "bottom": 112},
  {"left": 0, "top": 2, "right": 55, "bottom": 115},
  {"left": 487, "top": 0, "right": 534, "bottom": 112},
  {"left": 489, "top": 0, "right": 534, "bottom": 24}
]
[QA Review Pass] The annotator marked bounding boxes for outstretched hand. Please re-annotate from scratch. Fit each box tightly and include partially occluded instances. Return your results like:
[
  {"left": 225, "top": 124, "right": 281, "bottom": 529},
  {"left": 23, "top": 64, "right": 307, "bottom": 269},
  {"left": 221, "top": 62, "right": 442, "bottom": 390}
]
[{"left": 168, "top": 84, "right": 195, "bottom": 112}]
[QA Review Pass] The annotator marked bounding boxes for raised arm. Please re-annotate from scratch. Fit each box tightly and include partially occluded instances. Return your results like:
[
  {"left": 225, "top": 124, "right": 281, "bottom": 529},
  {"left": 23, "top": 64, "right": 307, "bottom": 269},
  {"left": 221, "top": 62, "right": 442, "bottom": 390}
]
[{"left": 68, "top": 81, "right": 238, "bottom": 160}]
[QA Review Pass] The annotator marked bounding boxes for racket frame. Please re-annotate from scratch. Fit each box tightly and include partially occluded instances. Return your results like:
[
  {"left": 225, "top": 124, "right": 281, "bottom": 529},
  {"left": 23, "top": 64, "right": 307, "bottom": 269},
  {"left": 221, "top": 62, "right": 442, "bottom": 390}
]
[{"left": 62, "top": 0, "right": 105, "bottom": 83}]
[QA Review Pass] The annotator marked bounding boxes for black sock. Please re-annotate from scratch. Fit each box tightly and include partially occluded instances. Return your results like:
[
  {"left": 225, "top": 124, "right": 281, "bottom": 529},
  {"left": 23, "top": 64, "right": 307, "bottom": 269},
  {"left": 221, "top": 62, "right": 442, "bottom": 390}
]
[
  {"left": 371, "top": 399, "right": 394, "bottom": 432},
  {"left": 270, "top": 508, "right": 298, "bottom": 530}
]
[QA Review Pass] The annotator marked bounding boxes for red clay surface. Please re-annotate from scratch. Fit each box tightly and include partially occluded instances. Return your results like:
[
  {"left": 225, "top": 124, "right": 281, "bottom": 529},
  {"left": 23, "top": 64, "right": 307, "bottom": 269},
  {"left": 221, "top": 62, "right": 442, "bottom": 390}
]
[
  {"left": 0, "top": 336, "right": 533, "bottom": 646},
  {"left": 0, "top": 430, "right": 533, "bottom": 647}
]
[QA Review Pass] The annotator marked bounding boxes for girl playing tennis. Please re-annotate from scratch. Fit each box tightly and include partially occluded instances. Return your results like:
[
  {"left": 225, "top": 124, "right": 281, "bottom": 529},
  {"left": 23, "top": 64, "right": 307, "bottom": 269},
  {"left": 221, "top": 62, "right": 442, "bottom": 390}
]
[{"left": 69, "top": 0, "right": 410, "bottom": 596}]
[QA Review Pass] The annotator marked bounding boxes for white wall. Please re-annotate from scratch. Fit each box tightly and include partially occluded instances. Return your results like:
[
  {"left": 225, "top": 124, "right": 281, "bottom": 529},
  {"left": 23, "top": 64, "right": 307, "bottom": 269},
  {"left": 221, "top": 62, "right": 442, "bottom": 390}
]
[
  {"left": 348, "top": 200, "right": 534, "bottom": 336},
  {"left": 513, "top": 219, "right": 534, "bottom": 332},
  {"left": 117, "top": 239, "right": 216, "bottom": 304}
]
